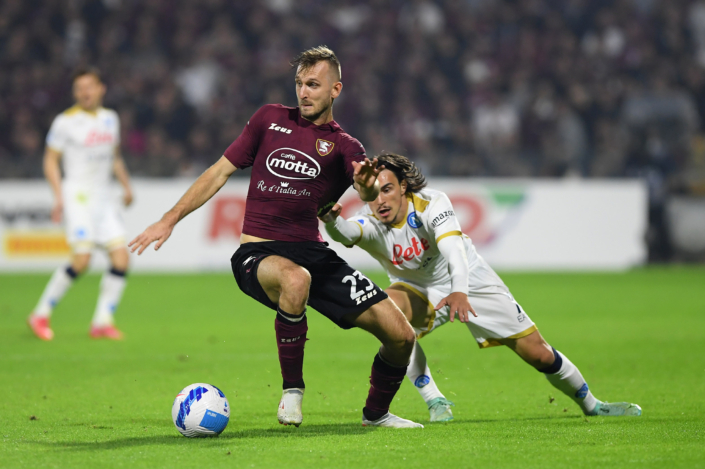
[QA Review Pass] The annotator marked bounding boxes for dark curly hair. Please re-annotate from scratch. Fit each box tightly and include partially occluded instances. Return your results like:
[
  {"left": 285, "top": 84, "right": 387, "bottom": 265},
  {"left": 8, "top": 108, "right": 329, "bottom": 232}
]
[{"left": 376, "top": 152, "right": 427, "bottom": 193}]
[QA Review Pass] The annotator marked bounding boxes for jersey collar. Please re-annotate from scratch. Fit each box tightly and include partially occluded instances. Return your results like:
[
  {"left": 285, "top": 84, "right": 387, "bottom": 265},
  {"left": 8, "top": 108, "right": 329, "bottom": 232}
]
[
  {"left": 296, "top": 108, "right": 341, "bottom": 132},
  {"left": 66, "top": 104, "right": 102, "bottom": 117},
  {"left": 389, "top": 193, "right": 430, "bottom": 229}
]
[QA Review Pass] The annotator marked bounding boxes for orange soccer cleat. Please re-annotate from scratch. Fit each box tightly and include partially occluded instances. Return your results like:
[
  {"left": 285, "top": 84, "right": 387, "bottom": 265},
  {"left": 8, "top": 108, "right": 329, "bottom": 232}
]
[
  {"left": 28, "top": 315, "right": 54, "bottom": 341},
  {"left": 89, "top": 324, "right": 124, "bottom": 340}
]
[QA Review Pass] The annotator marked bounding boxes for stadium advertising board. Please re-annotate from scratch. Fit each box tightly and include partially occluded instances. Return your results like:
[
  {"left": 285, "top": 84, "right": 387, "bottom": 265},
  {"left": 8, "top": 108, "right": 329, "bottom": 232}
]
[{"left": 0, "top": 178, "right": 647, "bottom": 272}]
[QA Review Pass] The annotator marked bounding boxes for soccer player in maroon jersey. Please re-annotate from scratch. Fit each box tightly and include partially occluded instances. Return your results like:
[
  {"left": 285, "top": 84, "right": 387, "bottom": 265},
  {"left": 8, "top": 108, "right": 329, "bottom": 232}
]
[{"left": 130, "top": 46, "right": 423, "bottom": 428}]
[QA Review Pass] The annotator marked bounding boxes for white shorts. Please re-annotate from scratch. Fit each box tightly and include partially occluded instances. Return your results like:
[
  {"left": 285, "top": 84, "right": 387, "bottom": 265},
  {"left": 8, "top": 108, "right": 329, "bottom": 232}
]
[
  {"left": 63, "top": 186, "right": 126, "bottom": 253},
  {"left": 390, "top": 256, "right": 537, "bottom": 348}
]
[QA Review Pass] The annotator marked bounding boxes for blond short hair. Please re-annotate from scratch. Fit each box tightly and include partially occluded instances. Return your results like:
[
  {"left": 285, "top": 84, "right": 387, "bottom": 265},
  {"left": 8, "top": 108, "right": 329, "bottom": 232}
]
[{"left": 290, "top": 45, "right": 341, "bottom": 81}]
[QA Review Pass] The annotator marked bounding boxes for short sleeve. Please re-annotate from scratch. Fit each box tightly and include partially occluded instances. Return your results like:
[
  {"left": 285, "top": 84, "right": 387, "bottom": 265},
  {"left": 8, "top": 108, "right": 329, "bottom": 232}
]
[
  {"left": 427, "top": 193, "right": 463, "bottom": 244},
  {"left": 341, "top": 137, "right": 367, "bottom": 182},
  {"left": 46, "top": 115, "right": 68, "bottom": 153},
  {"left": 223, "top": 106, "right": 268, "bottom": 169}
]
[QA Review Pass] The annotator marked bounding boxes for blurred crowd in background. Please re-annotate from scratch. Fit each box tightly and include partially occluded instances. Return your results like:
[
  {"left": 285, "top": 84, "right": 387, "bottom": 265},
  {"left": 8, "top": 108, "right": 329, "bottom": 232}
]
[{"left": 3, "top": 0, "right": 705, "bottom": 258}]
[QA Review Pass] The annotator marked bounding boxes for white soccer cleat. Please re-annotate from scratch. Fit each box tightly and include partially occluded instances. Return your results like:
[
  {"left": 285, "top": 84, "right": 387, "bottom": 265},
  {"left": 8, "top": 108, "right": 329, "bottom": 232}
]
[
  {"left": 362, "top": 412, "right": 424, "bottom": 428},
  {"left": 277, "top": 388, "right": 304, "bottom": 427},
  {"left": 587, "top": 400, "right": 642, "bottom": 417},
  {"left": 427, "top": 397, "right": 455, "bottom": 422}
]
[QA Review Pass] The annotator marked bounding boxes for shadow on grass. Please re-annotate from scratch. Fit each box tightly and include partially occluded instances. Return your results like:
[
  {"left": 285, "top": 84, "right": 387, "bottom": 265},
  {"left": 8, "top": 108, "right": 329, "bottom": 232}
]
[
  {"left": 31, "top": 415, "right": 593, "bottom": 452},
  {"left": 458, "top": 415, "right": 585, "bottom": 424},
  {"left": 30, "top": 423, "right": 373, "bottom": 451}
]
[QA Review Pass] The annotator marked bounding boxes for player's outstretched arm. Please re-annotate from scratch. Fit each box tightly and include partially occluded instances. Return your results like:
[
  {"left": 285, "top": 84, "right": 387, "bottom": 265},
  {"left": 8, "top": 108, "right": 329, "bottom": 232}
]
[
  {"left": 320, "top": 203, "right": 364, "bottom": 246},
  {"left": 43, "top": 147, "right": 63, "bottom": 223},
  {"left": 129, "top": 156, "right": 237, "bottom": 255},
  {"left": 352, "top": 158, "right": 383, "bottom": 202},
  {"left": 434, "top": 235, "right": 477, "bottom": 323}
]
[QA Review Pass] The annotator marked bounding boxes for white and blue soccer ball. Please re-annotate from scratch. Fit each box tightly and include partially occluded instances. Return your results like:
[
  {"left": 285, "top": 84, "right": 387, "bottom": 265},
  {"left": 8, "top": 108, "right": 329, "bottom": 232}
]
[{"left": 171, "top": 383, "right": 230, "bottom": 437}]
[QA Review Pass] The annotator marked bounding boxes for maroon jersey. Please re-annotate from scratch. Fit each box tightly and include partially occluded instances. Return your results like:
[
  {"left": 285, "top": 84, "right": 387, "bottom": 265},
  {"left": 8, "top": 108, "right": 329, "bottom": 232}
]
[{"left": 223, "top": 104, "right": 367, "bottom": 242}]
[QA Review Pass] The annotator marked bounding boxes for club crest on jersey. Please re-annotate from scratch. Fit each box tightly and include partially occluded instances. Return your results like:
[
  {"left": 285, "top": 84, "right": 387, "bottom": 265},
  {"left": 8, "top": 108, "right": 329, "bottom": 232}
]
[
  {"left": 407, "top": 211, "right": 422, "bottom": 228},
  {"left": 316, "top": 139, "right": 334, "bottom": 156}
]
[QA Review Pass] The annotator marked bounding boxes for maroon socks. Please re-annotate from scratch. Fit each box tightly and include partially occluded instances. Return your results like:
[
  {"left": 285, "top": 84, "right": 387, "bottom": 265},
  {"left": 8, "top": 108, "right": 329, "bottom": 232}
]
[
  {"left": 274, "top": 307, "right": 307, "bottom": 390},
  {"left": 363, "top": 353, "right": 408, "bottom": 421}
]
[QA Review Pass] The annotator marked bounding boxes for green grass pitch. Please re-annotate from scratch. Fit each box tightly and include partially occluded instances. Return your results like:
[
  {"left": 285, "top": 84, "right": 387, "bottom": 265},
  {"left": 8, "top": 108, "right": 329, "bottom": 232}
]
[{"left": 1, "top": 268, "right": 704, "bottom": 468}]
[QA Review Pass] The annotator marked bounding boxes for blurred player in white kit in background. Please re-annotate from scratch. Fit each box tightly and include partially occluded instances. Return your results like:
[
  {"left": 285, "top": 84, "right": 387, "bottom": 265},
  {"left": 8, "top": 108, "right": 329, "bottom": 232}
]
[{"left": 28, "top": 67, "right": 133, "bottom": 341}]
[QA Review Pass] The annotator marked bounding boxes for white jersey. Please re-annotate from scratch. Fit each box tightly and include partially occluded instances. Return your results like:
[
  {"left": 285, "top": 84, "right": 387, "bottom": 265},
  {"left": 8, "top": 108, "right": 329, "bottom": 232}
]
[
  {"left": 350, "top": 189, "right": 484, "bottom": 288},
  {"left": 46, "top": 105, "right": 120, "bottom": 193},
  {"left": 46, "top": 105, "right": 125, "bottom": 250},
  {"left": 342, "top": 188, "right": 535, "bottom": 345}
]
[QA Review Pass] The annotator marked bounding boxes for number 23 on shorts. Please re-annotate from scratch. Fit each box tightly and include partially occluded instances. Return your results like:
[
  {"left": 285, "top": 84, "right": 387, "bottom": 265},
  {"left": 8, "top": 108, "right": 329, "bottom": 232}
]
[{"left": 342, "top": 270, "right": 377, "bottom": 305}]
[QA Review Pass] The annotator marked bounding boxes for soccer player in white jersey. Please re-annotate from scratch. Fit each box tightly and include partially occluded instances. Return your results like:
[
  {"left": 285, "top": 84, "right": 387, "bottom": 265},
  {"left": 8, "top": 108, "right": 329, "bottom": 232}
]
[
  {"left": 27, "top": 67, "right": 133, "bottom": 341},
  {"left": 322, "top": 153, "right": 641, "bottom": 421}
]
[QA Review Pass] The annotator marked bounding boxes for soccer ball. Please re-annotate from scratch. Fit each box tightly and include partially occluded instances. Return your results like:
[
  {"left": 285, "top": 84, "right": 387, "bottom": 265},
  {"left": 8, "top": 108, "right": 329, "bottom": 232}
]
[{"left": 171, "top": 383, "right": 230, "bottom": 437}]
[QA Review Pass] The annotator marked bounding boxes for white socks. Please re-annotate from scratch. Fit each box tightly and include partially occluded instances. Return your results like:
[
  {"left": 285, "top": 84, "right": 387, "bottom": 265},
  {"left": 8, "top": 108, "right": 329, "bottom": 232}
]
[
  {"left": 408, "top": 342, "right": 596, "bottom": 414},
  {"left": 91, "top": 269, "right": 127, "bottom": 327},
  {"left": 542, "top": 348, "right": 598, "bottom": 414},
  {"left": 406, "top": 341, "right": 445, "bottom": 404},
  {"left": 34, "top": 266, "right": 77, "bottom": 318}
]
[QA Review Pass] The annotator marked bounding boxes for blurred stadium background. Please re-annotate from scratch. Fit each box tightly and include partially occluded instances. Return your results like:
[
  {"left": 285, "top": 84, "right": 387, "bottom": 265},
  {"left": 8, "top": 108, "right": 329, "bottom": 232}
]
[
  {"left": 2, "top": 3, "right": 705, "bottom": 467},
  {"left": 2, "top": 0, "right": 705, "bottom": 266}
]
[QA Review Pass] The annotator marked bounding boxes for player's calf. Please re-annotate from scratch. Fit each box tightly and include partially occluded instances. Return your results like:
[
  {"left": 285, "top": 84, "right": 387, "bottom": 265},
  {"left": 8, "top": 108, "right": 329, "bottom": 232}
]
[
  {"left": 91, "top": 267, "right": 127, "bottom": 330},
  {"left": 275, "top": 307, "right": 308, "bottom": 390},
  {"left": 362, "top": 352, "right": 414, "bottom": 423},
  {"left": 29, "top": 264, "right": 82, "bottom": 339},
  {"left": 535, "top": 345, "right": 642, "bottom": 417}
]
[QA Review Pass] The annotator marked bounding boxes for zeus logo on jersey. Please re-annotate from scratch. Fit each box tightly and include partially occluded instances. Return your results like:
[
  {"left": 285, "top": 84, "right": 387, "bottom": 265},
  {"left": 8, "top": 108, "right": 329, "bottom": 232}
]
[
  {"left": 430, "top": 210, "right": 455, "bottom": 228},
  {"left": 268, "top": 122, "right": 293, "bottom": 134},
  {"left": 391, "top": 237, "right": 430, "bottom": 265},
  {"left": 266, "top": 148, "right": 321, "bottom": 180}
]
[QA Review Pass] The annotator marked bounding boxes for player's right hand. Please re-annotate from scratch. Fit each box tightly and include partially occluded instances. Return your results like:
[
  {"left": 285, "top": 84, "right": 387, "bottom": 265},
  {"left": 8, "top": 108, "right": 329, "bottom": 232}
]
[
  {"left": 129, "top": 220, "right": 174, "bottom": 255},
  {"left": 318, "top": 203, "right": 342, "bottom": 223},
  {"left": 435, "top": 292, "right": 477, "bottom": 323},
  {"left": 51, "top": 201, "right": 63, "bottom": 223}
]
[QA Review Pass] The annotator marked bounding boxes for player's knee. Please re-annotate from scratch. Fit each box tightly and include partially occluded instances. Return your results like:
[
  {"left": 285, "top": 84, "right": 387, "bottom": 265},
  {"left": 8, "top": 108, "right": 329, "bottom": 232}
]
[
  {"left": 528, "top": 345, "right": 556, "bottom": 370},
  {"left": 391, "top": 324, "right": 416, "bottom": 357},
  {"left": 401, "top": 329, "right": 416, "bottom": 355},
  {"left": 280, "top": 267, "right": 311, "bottom": 308},
  {"left": 111, "top": 258, "right": 129, "bottom": 272},
  {"left": 71, "top": 255, "right": 91, "bottom": 273},
  {"left": 282, "top": 267, "right": 311, "bottom": 292},
  {"left": 111, "top": 250, "right": 129, "bottom": 271}
]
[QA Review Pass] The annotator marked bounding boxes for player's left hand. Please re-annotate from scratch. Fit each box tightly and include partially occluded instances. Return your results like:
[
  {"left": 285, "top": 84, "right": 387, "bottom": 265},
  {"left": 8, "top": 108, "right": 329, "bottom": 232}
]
[
  {"left": 435, "top": 292, "right": 477, "bottom": 323},
  {"left": 123, "top": 188, "right": 134, "bottom": 207},
  {"left": 352, "top": 158, "right": 383, "bottom": 190},
  {"left": 318, "top": 203, "right": 342, "bottom": 223},
  {"left": 129, "top": 219, "right": 174, "bottom": 255}
]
